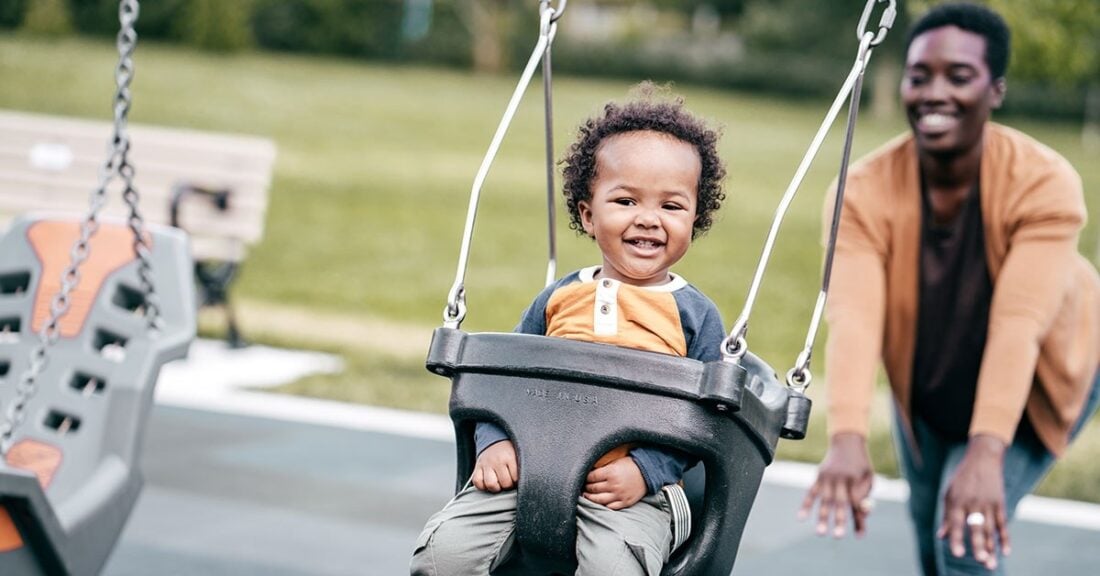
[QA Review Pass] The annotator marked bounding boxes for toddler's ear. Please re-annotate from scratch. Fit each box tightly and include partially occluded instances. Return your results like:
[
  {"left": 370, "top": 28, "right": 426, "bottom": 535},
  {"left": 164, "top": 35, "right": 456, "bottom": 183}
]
[{"left": 579, "top": 200, "right": 595, "bottom": 236}]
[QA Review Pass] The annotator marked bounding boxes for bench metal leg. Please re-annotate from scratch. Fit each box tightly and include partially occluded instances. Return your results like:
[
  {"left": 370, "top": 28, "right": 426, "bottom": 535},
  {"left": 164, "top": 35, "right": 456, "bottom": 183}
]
[{"left": 223, "top": 299, "right": 247, "bottom": 349}]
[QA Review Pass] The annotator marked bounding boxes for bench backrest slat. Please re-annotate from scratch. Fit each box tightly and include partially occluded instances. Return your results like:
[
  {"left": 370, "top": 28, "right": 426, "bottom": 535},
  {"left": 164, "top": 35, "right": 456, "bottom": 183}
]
[{"left": 0, "top": 110, "right": 276, "bottom": 262}]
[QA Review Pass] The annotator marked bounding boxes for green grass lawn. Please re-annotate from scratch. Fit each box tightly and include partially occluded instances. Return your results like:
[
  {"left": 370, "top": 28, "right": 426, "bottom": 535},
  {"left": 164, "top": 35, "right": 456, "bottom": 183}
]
[{"left": 2, "top": 34, "right": 1098, "bottom": 501}]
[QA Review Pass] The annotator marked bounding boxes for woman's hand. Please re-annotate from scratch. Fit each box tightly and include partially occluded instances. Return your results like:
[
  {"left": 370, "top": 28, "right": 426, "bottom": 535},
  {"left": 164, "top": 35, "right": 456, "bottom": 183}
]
[
  {"left": 799, "top": 432, "right": 875, "bottom": 538},
  {"left": 583, "top": 456, "right": 647, "bottom": 510},
  {"left": 472, "top": 440, "right": 519, "bottom": 492},
  {"left": 938, "top": 434, "right": 1010, "bottom": 570}
]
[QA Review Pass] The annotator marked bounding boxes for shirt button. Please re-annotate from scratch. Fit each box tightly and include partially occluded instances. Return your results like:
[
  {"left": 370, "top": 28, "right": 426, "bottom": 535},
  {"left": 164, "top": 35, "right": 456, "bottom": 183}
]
[
  {"left": 602, "top": 279, "right": 612, "bottom": 288},
  {"left": 599, "top": 304, "right": 610, "bottom": 314}
]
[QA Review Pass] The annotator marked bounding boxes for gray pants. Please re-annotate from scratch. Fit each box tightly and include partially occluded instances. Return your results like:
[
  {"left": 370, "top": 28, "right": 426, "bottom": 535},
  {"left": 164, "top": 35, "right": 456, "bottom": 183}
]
[{"left": 410, "top": 483, "right": 672, "bottom": 575}]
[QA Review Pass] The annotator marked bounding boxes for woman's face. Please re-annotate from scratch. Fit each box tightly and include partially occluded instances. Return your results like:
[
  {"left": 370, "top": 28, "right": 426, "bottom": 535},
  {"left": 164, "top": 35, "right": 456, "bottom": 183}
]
[{"left": 901, "top": 25, "right": 1005, "bottom": 159}]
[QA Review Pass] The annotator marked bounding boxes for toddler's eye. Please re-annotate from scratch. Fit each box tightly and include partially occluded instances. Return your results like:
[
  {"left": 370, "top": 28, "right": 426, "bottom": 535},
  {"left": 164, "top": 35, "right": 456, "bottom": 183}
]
[
  {"left": 663, "top": 203, "right": 684, "bottom": 211},
  {"left": 613, "top": 198, "right": 635, "bottom": 206}
]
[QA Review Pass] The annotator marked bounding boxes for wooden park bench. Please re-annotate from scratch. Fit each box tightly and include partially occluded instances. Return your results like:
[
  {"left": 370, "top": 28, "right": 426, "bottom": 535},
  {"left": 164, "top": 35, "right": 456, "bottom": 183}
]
[{"left": 0, "top": 109, "right": 277, "bottom": 347}]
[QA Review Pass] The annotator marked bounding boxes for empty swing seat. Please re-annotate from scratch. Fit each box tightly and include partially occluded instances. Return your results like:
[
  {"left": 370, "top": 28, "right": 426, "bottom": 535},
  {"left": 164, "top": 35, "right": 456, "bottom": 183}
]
[
  {"left": 0, "top": 215, "right": 195, "bottom": 575},
  {"left": 426, "top": 327, "right": 806, "bottom": 576}
]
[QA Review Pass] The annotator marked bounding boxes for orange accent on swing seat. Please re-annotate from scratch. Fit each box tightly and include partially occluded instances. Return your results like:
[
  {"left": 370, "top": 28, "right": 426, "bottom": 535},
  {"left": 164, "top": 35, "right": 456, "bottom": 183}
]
[
  {"left": 0, "top": 440, "right": 64, "bottom": 552},
  {"left": 27, "top": 221, "right": 145, "bottom": 338},
  {"left": 0, "top": 509, "right": 20, "bottom": 553}
]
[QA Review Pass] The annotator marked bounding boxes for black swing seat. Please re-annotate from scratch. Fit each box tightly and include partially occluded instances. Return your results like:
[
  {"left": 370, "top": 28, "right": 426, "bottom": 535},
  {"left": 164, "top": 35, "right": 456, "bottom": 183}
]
[
  {"left": 0, "top": 215, "right": 195, "bottom": 575},
  {"left": 426, "top": 327, "right": 810, "bottom": 576}
]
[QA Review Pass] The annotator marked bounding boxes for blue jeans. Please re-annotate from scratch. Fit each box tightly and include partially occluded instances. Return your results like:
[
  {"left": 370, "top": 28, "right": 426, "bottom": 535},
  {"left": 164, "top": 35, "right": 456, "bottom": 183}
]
[{"left": 894, "top": 370, "right": 1100, "bottom": 576}]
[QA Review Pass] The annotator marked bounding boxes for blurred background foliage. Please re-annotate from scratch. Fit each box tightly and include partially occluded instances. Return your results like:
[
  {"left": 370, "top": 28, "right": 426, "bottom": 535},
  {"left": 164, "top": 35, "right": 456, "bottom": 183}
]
[{"left": 2, "top": 0, "right": 1097, "bottom": 126}]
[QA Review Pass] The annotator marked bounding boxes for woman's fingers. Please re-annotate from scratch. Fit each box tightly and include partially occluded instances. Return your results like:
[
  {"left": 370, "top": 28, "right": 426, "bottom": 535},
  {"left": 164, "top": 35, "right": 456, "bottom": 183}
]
[
  {"left": 798, "top": 480, "right": 821, "bottom": 520},
  {"left": 939, "top": 505, "right": 967, "bottom": 558},
  {"left": 802, "top": 433, "right": 873, "bottom": 539},
  {"left": 815, "top": 481, "right": 836, "bottom": 536},
  {"left": 851, "top": 474, "right": 874, "bottom": 537},
  {"left": 996, "top": 506, "right": 1012, "bottom": 555},
  {"left": 832, "top": 484, "right": 851, "bottom": 538},
  {"left": 968, "top": 509, "right": 990, "bottom": 565}
]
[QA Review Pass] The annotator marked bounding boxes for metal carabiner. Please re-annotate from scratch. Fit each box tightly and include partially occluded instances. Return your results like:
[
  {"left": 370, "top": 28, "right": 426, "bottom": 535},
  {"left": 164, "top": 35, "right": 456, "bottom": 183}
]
[{"left": 857, "top": 0, "right": 897, "bottom": 47}]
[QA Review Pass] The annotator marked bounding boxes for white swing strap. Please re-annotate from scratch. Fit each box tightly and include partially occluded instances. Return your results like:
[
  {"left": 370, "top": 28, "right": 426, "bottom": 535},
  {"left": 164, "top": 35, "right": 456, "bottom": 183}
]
[{"left": 662, "top": 483, "right": 692, "bottom": 552}]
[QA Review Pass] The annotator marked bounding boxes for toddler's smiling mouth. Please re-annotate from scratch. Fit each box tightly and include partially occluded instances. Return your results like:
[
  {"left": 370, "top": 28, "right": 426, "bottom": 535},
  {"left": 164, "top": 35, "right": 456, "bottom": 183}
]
[{"left": 626, "top": 238, "right": 664, "bottom": 249}]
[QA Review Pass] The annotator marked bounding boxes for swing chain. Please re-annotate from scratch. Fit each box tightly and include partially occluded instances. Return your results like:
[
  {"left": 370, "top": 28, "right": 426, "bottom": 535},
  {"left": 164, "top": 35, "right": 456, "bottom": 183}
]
[
  {"left": 116, "top": 1, "right": 161, "bottom": 331},
  {"left": 540, "top": 0, "right": 561, "bottom": 287},
  {"left": 784, "top": 29, "right": 876, "bottom": 394},
  {"left": 0, "top": 0, "right": 142, "bottom": 456},
  {"left": 719, "top": 0, "right": 892, "bottom": 372},
  {"left": 443, "top": 2, "right": 560, "bottom": 329}
]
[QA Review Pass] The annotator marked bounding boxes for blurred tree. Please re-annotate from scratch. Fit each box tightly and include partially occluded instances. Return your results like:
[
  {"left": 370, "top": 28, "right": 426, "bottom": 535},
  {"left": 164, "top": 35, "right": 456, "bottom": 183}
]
[
  {"left": 738, "top": 0, "right": 908, "bottom": 119},
  {"left": 251, "top": 0, "right": 403, "bottom": 59},
  {"left": 455, "top": 0, "right": 511, "bottom": 73},
  {"left": 68, "top": 0, "right": 118, "bottom": 36},
  {"left": 0, "top": 0, "right": 28, "bottom": 29},
  {"left": 21, "top": 0, "right": 73, "bottom": 36},
  {"left": 651, "top": 0, "right": 747, "bottom": 18},
  {"left": 175, "top": 0, "right": 253, "bottom": 53},
  {"left": 68, "top": 0, "right": 187, "bottom": 40},
  {"left": 985, "top": 0, "right": 1099, "bottom": 147}
]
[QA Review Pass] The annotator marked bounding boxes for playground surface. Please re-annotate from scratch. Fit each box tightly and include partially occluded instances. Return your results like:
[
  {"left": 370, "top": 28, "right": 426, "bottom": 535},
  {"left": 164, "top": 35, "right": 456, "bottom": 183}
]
[{"left": 100, "top": 340, "right": 1100, "bottom": 575}]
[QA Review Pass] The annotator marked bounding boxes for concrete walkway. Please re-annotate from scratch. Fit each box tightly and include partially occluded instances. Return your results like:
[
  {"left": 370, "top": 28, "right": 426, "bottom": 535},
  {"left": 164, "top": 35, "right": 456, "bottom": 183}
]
[{"left": 98, "top": 340, "right": 1099, "bottom": 575}]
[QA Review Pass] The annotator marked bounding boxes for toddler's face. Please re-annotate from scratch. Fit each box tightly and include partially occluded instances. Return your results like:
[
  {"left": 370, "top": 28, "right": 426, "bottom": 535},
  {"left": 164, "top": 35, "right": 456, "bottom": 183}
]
[{"left": 579, "top": 130, "right": 700, "bottom": 287}]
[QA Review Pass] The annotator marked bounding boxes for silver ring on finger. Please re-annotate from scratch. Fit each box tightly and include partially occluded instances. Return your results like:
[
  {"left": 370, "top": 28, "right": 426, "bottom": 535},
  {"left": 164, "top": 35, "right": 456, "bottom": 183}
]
[{"left": 965, "top": 511, "right": 986, "bottom": 527}]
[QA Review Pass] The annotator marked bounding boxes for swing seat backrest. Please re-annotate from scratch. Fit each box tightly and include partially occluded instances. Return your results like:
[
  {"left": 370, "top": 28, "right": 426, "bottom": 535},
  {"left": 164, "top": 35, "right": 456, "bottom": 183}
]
[
  {"left": 0, "top": 215, "right": 195, "bottom": 575},
  {"left": 426, "top": 327, "right": 797, "bottom": 576}
]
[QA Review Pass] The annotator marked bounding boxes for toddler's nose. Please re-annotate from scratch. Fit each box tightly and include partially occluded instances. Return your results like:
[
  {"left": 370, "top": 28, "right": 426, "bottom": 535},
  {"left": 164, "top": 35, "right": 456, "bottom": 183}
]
[{"left": 634, "top": 209, "right": 660, "bottom": 228}]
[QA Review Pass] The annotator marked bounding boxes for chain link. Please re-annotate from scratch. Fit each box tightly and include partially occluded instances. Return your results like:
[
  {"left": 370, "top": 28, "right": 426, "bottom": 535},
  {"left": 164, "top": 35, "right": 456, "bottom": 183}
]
[
  {"left": 115, "top": 0, "right": 160, "bottom": 330},
  {"left": 1, "top": 0, "right": 143, "bottom": 455},
  {"left": 548, "top": 0, "right": 568, "bottom": 22}
]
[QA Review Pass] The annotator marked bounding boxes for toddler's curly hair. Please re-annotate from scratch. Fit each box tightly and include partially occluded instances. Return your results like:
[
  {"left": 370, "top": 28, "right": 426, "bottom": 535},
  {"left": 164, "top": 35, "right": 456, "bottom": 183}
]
[{"left": 560, "top": 84, "right": 726, "bottom": 239}]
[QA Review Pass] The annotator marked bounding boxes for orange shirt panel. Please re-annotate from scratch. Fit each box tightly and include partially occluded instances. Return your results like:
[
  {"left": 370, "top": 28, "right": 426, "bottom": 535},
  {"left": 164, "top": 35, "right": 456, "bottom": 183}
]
[{"left": 543, "top": 281, "right": 687, "bottom": 357}]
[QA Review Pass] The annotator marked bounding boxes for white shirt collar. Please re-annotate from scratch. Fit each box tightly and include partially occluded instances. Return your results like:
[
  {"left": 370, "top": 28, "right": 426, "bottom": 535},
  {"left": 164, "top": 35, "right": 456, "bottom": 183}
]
[{"left": 577, "top": 265, "right": 686, "bottom": 292}]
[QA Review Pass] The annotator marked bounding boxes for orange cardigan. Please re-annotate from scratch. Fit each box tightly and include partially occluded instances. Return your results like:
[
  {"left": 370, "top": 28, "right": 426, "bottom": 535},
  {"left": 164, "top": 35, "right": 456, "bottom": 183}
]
[{"left": 823, "top": 123, "right": 1100, "bottom": 456}]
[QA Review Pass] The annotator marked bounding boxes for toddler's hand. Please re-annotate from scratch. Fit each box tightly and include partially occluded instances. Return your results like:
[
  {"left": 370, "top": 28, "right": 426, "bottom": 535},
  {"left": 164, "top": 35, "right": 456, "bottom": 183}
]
[
  {"left": 583, "top": 456, "right": 646, "bottom": 510},
  {"left": 472, "top": 440, "right": 518, "bottom": 493}
]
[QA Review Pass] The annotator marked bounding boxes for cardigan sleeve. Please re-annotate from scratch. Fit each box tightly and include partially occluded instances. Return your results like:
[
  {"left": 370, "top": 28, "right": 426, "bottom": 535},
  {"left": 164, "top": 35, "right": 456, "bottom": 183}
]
[
  {"left": 822, "top": 175, "right": 890, "bottom": 439},
  {"left": 970, "top": 159, "right": 1086, "bottom": 444}
]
